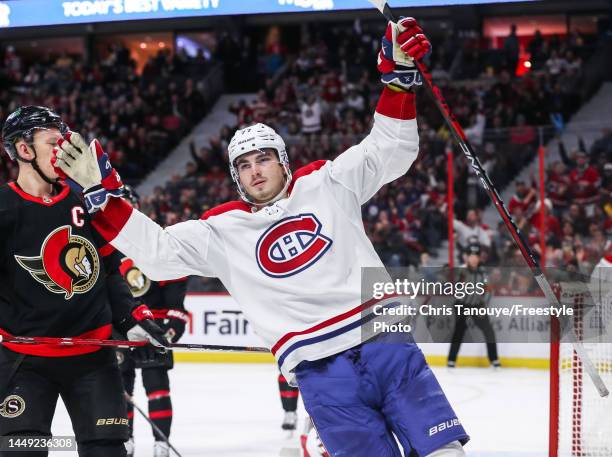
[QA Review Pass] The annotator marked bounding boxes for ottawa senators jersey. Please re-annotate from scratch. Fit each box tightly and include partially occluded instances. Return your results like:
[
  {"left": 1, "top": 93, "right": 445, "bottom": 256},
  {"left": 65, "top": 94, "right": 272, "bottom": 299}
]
[
  {"left": 118, "top": 257, "right": 188, "bottom": 321},
  {"left": 0, "top": 181, "right": 127, "bottom": 355}
]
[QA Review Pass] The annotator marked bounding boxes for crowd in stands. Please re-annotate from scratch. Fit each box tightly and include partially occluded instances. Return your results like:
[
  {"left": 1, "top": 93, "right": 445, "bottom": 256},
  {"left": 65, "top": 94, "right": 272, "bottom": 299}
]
[
  {"left": 498, "top": 131, "right": 611, "bottom": 278},
  {"left": 445, "top": 124, "right": 611, "bottom": 285},
  {"left": 1, "top": 19, "right": 609, "bottom": 291},
  {"left": 0, "top": 43, "right": 217, "bottom": 186}
]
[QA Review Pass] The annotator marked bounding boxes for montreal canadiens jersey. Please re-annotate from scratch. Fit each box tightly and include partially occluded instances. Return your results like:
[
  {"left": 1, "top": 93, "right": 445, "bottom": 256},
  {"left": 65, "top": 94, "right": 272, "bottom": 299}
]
[
  {"left": 93, "top": 87, "right": 419, "bottom": 381},
  {"left": 0, "top": 181, "right": 125, "bottom": 356}
]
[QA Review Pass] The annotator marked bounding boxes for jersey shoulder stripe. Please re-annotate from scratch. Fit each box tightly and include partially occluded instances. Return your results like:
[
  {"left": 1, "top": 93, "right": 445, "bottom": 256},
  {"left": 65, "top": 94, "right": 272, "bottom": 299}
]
[
  {"left": 288, "top": 160, "right": 328, "bottom": 195},
  {"left": 200, "top": 200, "right": 251, "bottom": 220}
]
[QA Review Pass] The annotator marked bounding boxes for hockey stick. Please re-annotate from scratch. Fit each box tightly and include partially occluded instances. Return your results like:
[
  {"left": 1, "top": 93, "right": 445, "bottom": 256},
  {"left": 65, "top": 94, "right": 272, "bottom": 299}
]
[
  {"left": 124, "top": 393, "right": 183, "bottom": 457},
  {"left": 367, "top": 0, "right": 609, "bottom": 397},
  {"left": 0, "top": 335, "right": 270, "bottom": 353}
]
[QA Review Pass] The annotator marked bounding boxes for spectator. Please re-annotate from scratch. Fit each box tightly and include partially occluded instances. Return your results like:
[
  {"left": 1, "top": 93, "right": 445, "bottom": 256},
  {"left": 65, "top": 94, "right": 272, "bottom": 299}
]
[
  {"left": 568, "top": 151, "right": 601, "bottom": 207},
  {"left": 508, "top": 180, "right": 536, "bottom": 214},
  {"left": 547, "top": 161, "right": 571, "bottom": 214},
  {"left": 300, "top": 93, "right": 322, "bottom": 134},
  {"left": 546, "top": 49, "right": 568, "bottom": 77},
  {"left": 454, "top": 209, "right": 491, "bottom": 256},
  {"left": 528, "top": 30, "right": 546, "bottom": 70},
  {"left": 503, "top": 24, "right": 520, "bottom": 75},
  {"left": 529, "top": 198, "right": 562, "bottom": 240}
]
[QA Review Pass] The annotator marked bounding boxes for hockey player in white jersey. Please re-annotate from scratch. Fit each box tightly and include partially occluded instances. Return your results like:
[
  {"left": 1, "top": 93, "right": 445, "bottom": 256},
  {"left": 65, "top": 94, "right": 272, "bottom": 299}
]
[{"left": 53, "top": 17, "right": 469, "bottom": 457}]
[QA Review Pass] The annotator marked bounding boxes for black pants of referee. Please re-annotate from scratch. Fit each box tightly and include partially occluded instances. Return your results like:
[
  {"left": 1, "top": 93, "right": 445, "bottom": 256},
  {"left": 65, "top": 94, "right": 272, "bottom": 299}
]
[
  {"left": 0, "top": 347, "right": 129, "bottom": 457},
  {"left": 448, "top": 314, "right": 499, "bottom": 364}
]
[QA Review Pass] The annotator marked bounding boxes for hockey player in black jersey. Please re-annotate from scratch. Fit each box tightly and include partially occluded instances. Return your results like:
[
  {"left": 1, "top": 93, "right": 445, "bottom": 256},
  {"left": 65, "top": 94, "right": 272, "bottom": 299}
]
[
  {"left": 277, "top": 373, "right": 299, "bottom": 434},
  {"left": 115, "top": 186, "right": 189, "bottom": 457},
  {"left": 0, "top": 106, "right": 168, "bottom": 457}
]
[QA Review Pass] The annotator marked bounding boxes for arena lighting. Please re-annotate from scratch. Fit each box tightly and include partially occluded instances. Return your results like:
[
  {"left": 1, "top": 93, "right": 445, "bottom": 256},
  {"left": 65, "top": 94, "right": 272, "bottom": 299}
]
[
  {"left": 0, "top": 0, "right": 539, "bottom": 29},
  {"left": 139, "top": 42, "right": 147, "bottom": 49},
  {"left": 524, "top": 60, "right": 532, "bottom": 68}
]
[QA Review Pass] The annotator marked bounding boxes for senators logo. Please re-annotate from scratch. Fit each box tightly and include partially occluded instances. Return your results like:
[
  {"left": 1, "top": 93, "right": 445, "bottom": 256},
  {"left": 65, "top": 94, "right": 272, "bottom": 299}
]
[
  {"left": 256, "top": 214, "right": 332, "bottom": 278},
  {"left": 15, "top": 225, "right": 100, "bottom": 299},
  {"left": 0, "top": 395, "right": 25, "bottom": 419},
  {"left": 119, "top": 258, "right": 151, "bottom": 298}
]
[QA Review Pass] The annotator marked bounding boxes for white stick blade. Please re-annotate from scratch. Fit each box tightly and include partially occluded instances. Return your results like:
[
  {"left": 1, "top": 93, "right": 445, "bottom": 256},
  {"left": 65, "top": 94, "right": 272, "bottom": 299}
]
[{"left": 367, "top": 0, "right": 388, "bottom": 14}]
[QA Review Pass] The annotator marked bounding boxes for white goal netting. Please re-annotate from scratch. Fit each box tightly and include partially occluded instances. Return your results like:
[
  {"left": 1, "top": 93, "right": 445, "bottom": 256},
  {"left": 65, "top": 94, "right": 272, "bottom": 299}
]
[{"left": 554, "top": 278, "right": 612, "bottom": 457}]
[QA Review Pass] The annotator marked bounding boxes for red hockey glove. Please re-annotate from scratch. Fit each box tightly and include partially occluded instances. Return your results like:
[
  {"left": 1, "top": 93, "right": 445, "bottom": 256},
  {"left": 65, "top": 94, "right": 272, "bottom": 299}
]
[{"left": 377, "top": 17, "right": 431, "bottom": 91}]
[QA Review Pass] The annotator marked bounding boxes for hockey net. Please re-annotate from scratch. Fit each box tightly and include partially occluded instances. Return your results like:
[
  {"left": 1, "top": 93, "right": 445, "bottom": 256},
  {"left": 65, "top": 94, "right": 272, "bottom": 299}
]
[{"left": 550, "top": 281, "right": 612, "bottom": 457}]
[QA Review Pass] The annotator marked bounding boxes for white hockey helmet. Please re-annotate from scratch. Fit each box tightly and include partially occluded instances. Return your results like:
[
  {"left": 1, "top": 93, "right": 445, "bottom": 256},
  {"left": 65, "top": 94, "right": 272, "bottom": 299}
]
[{"left": 228, "top": 123, "right": 292, "bottom": 206}]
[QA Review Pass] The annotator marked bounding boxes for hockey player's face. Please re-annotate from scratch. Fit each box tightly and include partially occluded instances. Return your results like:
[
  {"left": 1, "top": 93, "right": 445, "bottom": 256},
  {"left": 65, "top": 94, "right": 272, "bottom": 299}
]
[
  {"left": 29, "top": 128, "right": 64, "bottom": 179},
  {"left": 236, "top": 149, "right": 286, "bottom": 203}
]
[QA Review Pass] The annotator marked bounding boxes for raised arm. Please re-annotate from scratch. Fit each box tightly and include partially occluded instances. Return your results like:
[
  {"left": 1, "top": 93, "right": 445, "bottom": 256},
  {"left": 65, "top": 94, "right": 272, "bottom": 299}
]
[
  {"left": 327, "top": 17, "right": 429, "bottom": 205},
  {"left": 329, "top": 88, "right": 419, "bottom": 204}
]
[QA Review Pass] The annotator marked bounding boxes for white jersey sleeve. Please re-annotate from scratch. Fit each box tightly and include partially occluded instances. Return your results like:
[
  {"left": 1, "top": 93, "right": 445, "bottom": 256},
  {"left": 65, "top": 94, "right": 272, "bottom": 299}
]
[
  {"left": 93, "top": 198, "right": 222, "bottom": 280},
  {"left": 328, "top": 88, "right": 419, "bottom": 205}
]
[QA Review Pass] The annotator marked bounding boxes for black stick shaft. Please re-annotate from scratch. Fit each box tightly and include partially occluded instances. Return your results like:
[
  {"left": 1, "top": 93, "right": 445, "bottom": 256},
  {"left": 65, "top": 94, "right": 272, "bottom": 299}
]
[{"left": 124, "top": 393, "right": 183, "bottom": 457}]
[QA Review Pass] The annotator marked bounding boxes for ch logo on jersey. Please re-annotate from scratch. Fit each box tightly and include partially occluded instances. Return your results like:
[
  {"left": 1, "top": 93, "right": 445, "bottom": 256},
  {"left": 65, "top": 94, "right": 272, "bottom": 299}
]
[
  {"left": 256, "top": 214, "right": 332, "bottom": 278},
  {"left": 119, "top": 257, "right": 151, "bottom": 298},
  {"left": 14, "top": 225, "right": 100, "bottom": 300}
]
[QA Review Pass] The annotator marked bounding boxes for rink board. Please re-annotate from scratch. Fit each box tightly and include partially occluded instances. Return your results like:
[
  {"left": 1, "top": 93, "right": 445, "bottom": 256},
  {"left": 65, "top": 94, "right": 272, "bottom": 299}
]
[{"left": 176, "top": 294, "right": 551, "bottom": 368}]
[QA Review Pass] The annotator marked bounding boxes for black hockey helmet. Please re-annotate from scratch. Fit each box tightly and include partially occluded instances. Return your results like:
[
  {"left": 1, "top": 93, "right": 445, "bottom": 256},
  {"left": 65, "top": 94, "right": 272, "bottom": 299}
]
[
  {"left": 2, "top": 106, "right": 68, "bottom": 160},
  {"left": 466, "top": 243, "right": 481, "bottom": 256}
]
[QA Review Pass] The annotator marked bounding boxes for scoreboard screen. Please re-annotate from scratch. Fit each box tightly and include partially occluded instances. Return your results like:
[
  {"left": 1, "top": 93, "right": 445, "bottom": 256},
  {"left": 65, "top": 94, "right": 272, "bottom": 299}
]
[{"left": 0, "top": 0, "right": 538, "bottom": 29}]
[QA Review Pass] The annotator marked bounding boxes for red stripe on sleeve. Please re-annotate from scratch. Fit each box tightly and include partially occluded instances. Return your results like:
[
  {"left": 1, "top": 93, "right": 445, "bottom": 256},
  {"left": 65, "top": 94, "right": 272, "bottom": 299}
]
[
  {"left": 149, "top": 410, "right": 173, "bottom": 419},
  {"left": 375, "top": 87, "right": 416, "bottom": 120},
  {"left": 92, "top": 197, "right": 134, "bottom": 242},
  {"left": 98, "top": 243, "right": 116, "bottom": 257}
]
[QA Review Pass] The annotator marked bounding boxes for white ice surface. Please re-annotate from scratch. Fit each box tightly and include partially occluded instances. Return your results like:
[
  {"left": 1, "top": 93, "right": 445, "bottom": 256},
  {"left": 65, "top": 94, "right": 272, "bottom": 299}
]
[{"left": 49, "top": 364, "right": 549, "bottom": 457}]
